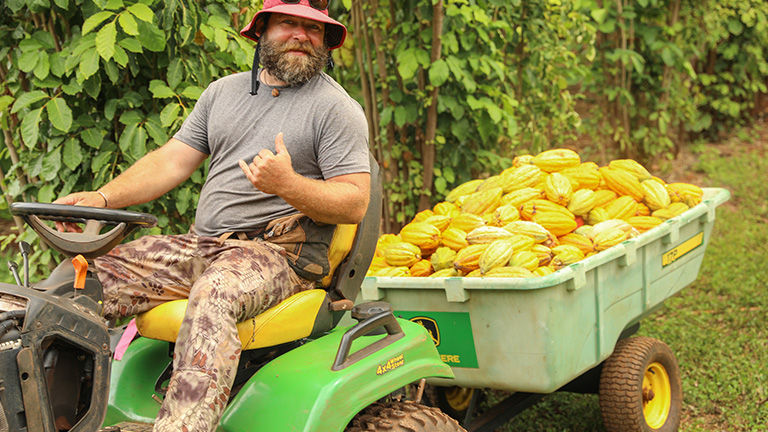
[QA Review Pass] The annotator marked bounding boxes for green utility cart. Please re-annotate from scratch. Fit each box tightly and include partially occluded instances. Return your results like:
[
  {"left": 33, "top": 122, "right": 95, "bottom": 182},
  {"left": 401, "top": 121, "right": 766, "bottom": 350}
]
[{"left": 360, "top": 187, "right": 730, "bottom": 432}]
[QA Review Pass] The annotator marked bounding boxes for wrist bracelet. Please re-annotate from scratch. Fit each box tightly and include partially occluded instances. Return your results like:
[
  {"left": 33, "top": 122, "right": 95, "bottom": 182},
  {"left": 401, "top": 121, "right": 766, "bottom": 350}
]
[{"left": 96, "top": 190, "right": 109, "bottom": 208}]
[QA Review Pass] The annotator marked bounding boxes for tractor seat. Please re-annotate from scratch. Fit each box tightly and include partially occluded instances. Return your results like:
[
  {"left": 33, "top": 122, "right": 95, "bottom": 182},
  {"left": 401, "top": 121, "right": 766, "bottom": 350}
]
[
  {"left": 136, "top": 153, "right": 382, "bottom": 350},
  {"left": 135, "top": 224, "right": 357, "bottom": 350}
]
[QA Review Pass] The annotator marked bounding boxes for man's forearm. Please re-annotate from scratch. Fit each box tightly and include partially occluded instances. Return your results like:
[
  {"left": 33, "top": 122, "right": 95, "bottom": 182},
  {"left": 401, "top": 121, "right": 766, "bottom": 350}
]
[{"left": 279, "top": 173, "right": 370, "bottom": 224}]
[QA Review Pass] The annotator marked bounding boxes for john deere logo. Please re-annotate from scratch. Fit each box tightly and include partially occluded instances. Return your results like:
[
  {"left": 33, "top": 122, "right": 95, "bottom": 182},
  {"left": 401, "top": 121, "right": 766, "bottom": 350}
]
[{"left": 410, "top": 317, "right": 440, "bottom": 346}]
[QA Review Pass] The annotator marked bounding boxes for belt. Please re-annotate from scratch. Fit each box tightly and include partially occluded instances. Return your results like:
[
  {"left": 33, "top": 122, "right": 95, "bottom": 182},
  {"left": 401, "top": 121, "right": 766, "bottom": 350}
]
[{"left": 217, "top": 226, "right": 267, "bottom": 242}]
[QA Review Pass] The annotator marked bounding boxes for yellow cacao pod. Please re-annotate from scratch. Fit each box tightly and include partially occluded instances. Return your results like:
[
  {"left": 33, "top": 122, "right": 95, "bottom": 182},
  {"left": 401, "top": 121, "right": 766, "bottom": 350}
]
[
  {"left": 448, "top": 213, "right": 486, "bottom": 233},
  {"left": 430, "top": 247, "right": 457, "bottom": 272},
  {"left": 409, "top": 259, "right": 434, "bottom": 277},
  {"left": 530, "top": 244, "right": 554, "bottom": 266},
  {"left": 477, "top": 175, "right": 505, "bottom": 192},
  {"left": 592, "top": 228, "right": 629, "bottom": 251},
  {"left": 491, "top": 204, "right": 521, "bottom": 227},
  {"left": 652, "top": 202, "right": 689, "bottom": 220},
  {"left": 635, "top": 203, "right": 651, "bottom": 216},
  {"left": 552, "top": 244, "right": 585, "bottom": 260},
  {"left": 501, "top": 187, "right": 544, "bottom": 208},
  {"left": 441, "top": 227, "right": 469, "bottom": 251},
  {"left": 484, "top": 266, "right": 535, "bottom": 278},
  {"left": 587, "top": 207, "right": 610, "bottom": 225},
  {"left": 445, "top": 179, "right": 484, "bottom": 203},
  {"left": 544, "top": 172, "right": 574, "bottom": 206},
  {"left": 520, "top": 199, "right": 574, "bottom": 221},
  {"left": 531, "top": 211, "right": 578, "bottom": 237},
  {"left": 429, "top": 268, "right": 459, "bottom": 277},
  {"left": 453, "top": 244, "right": 490, "bottom": 273},
  {"left": 500, "top": 164, "right": 544, "bottom": 192},
  {"left": 399, "top": 222, "right": 441, "bottom": 252},
  {"left": 413, "top": 209, "right": 435, "bottom": 223},
  {"left": 466, "top": 226, "right": 514, "bottom": 244},
  {"left": 374, "top": 266, "right": 411, "bottom": 277},
  {"left": 532, "top": 148, "right": 581, "bottom": 172},
  {"left": 423, "top": 214, "right": 452, "bottom": 232},
  {"left": 479, "top": 238, "right": 517, "bottom": 273},
  {"left": 512, "top": 154, "right": 534, "bottom": 167},
  {"left": 534, "top": 266, "right": 555, "bottom": 277},
  {"left": 366, "top": 256, "right": 389, "bottom": 275},
  {"left": 604, "top": 195, "right": 638, "bottom": 221},
  {"left": 599, "top": 167, "right": 645, "bottom": 201},
  {"left": 383, "top": 241, "right": 422, "bottom": 267},
  {"left": 567, "top": 189, "right": 597, "bottom": 217},
  {"left": 560, "top": 164, "right": 602, "bottom": 190},
  {"left": 503, "top": 221, "right": 551, "bottom": 243},
  {"left": 641, "top": 179, "right": 671, "bottom": 211},
  {"left": 433, "top": 201, "right": 459, "bottom": 217},
  {"left": 592, "top": 189, "right": 618, "bottom": 208},
  {"left": 464, "top": 269, "right": 484, "bottom": 277},
  {"left": 375, "top": 233, "right": 401, "bottom": 257},
  {"left": 627, "top": 216, "right": 664, "bottom": 232},
  {"left": 609, "top": 159, "right": 652, "bottom": 181},
  {"left": 509, "top": 250, "right": 539, "bottom": 271},
  {"left": 461, "top": 187, "right": 503, "bottom": 215},
  {"left": 592, "top": 219, "right": 635, "bottom": 237},
  {"left": 558, "top": 232, "right": 595, "bottom": 254},
  {"left": 667, "top": 183, "right": 703, "bottom": 207},
  {"left": 551, "top": 250, "right": 583, "bottom": 269}
]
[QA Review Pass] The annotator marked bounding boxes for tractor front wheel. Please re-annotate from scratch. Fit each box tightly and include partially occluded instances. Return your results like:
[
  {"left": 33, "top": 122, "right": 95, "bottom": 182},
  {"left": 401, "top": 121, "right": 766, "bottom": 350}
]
[
  {"left": 599, "top": 336, "right": 682, "bottom": 432},
  {"left": 346, "top": 401, "right": 466, "bottom": 432}
]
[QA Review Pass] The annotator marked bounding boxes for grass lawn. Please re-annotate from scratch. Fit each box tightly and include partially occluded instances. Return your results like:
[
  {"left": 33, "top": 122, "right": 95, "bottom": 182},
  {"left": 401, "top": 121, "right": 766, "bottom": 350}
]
[{"left": 488, "top": 122, "right": 768, "bottom": 431}]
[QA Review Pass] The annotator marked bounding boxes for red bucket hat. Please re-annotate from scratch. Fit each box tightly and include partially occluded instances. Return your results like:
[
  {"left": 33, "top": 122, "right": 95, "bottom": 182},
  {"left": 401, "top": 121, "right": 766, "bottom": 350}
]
[{"left": 240, "top": 0, "right": 347, "bottom": 49}]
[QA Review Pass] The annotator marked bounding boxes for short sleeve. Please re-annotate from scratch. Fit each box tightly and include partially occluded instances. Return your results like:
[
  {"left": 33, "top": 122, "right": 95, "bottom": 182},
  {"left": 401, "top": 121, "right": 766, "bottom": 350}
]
[
  {"left": 173, "top": 82, "right": 216, "bottom": 154},
  {"left": 316, "top": 98, "right": 371, "bottom": 179}
]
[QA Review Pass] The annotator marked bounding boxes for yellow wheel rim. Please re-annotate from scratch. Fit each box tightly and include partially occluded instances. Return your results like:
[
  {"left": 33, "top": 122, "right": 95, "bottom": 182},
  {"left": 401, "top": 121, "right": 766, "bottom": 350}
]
[
  {"left": 642, "top": 362, "right": 672, "bottom": 429},
  {"left": 444, "top": 387, "right": 474, "bottom": 412}
]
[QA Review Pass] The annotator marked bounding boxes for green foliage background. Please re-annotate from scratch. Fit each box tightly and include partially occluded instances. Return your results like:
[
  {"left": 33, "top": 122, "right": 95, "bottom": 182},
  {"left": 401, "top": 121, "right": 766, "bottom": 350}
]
[{"left": 1, "top": 0, "right": 767, "bottom": 260}]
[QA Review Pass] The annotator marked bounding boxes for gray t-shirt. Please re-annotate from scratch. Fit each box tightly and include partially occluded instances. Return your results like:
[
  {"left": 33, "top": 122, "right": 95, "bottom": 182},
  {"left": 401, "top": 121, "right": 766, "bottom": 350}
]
[{"left": 174, "top": 70, "right": 370, "bottom": 237}]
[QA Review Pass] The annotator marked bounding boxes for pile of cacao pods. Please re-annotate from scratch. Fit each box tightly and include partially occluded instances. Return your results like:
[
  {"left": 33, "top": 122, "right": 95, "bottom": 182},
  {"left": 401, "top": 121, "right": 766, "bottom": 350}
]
[{"left": 368, "top": 148, "right": 704, "bottom": 278}]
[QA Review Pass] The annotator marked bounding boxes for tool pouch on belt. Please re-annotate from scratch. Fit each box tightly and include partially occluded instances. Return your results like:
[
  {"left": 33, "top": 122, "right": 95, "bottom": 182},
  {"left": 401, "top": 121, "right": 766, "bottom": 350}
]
[{"left": 261, "top": 213, "right": 335, "bottom": 281}]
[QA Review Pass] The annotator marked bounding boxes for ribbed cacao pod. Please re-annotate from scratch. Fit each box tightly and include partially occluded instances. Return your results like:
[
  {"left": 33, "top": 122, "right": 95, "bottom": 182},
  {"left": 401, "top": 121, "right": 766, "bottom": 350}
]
[
  {"left": 641, "top": 179, "right": 671, "bottom": 211},
  {"left": 448, "top": 213, "right": 486, "bottom": 233},
  {"left": 445, "top": 179, "right": 484, "bottom": 203},
  {"left": 366, "top": 256, "right": 389, "bottom": 275},
  {"left": 592, "top": 228, "right": 628, "bottom": 251},
  {"left": 429, "top": 268, "right": 459, "bottom": 277},
  {"left": 423, "top": 215, "right": 452, "bottom": 232},
  {"left": 567, "top": 189, "right": 597, "bottom": 216},
  {"left": 529, "top": 244, "right": 554, "bottom": 266},
  {"left": 604, "top": 195, "right": 638, "bottom": 220},
  {"left": 587, "top": 207, "right": 610, "bottom": 225},
  {"left": 374, "top": 266, "right": 411, "bottom": 277},
  {"left": 479, "top": 238, "right": 517, "bottom": 273},
  {"left": 500, "top": 187, "right": 543, "bottom": 208},
  {"left": 667, "top": 183, "right": 703, "bottom": 207},
  {"left": 560, "top": 164, "right": 602, "bottom": 190},
  {"left": 410, "top": 259, "right": 433, "bottom": 277},
  {"left": 509, "top": 250, "right": 539, "bottom": 271},
  {"left": 441, "top": 227, "right": 469, "bottom": 251},
  {"left": 412, "top": 209, "right": 434, "bottom": 223},
  {"left": 627, "top": 216, "right": 664, "bottom": 232},
  {"left": 652, "top": 202, "right": 689, "bottom": 220},
  {"left": 477, "top": 175, "right": 505, "bottom": 192},
  {"left": 464, "top": 269, "right": 484, "bottom": 277},
  {"left": 599, "top": 167, "right": 644, "bottom": 201},
  {"left": 433, "top": 201, "right": 460, "bottom": 217},
  {"left": 399, "top": 222, "right": 441, "bottom": 252},
  {"left": 609, "top": 159, "right": 652, "bottom": 181},
  {"left": 466, "top": 226, "right": 514, "bottom": 244},
  {"left": 491, "top": 204, "right": 520, "bottom": 227},
  {"left": 430, "top": 247, "right": 457, "bottom": 272},
  {"left": 532, "top": 148, "right": 581, "bottom": 172},
  {"left": 383, "top": 242, "right": 421, "bottom": 267},
  {"left": 592, "top": 189, "right": 618, "bottom": 208},
  {"left": 531, "top": 211, "right": 578, "bottom": 237},
  {"left": 635, "top": 203, "right": 651, "bottom": 216},
  {"left": 533, "top": 266, "right": 555, "bottom": 277},
  {"left": 453, "top": 244, "right": 490, "bottom": 273},
  {"left": 544, "top": 172, "right": 574, "bottom": 206},
  {"left": 484, "top": 266, "right": 535, "bottom": 278},
  {"left": 461, "top": 187, "right": 503, "bottom": 215},
  {"left": 558, "top": 232, "right": 595, "bottom": 254},
  {"left": 375, "top": 233, "right": 401, "bottom": 257},
  {"left": 503, "top": 221, "right": 551, "bottom": 243},
  {"left": 500, "top": 165, "right": 544, "bottom": 192},
  {"left": 512, "top": 154, "right": 534, "bottom": 167},
  {"left": 520, "top": 199, "right": 574, "bottom": 220}
]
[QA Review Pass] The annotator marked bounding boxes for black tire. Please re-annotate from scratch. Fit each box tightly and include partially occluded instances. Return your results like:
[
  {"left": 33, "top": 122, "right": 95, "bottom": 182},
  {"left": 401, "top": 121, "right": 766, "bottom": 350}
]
[
  {"left": 346, "top": 401, "right": 467, "bottom": 432},
  {"left": 599, "top": 336, "right": 682, "bottom": 432},
  {"left": 424, "top": 386, "right": 481, "bottom": 421}
]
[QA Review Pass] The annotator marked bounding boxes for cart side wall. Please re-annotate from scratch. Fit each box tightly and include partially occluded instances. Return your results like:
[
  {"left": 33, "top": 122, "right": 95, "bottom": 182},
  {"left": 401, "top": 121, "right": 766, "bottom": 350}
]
[{"left": 361, "top": 188, "right": 729, "bottom": 393}]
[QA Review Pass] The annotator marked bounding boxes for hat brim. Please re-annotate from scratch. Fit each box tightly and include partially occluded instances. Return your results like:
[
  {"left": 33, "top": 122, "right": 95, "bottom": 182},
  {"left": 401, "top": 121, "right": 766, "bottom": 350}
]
[{"left": 240, "top": 5, "right": 347, "bottom": 49}]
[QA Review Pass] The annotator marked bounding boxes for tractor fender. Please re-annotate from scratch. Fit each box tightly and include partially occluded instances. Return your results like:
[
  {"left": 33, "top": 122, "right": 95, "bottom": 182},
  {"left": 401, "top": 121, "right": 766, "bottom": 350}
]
[{"left": 218, "top": 318, "right": 453, "bottom": 432}]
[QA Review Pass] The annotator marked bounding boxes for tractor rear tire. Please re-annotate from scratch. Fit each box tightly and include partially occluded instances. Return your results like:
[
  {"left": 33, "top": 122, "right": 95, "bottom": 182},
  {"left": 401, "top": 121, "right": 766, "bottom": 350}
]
[
  {"left": 346, "top": 400, "right": 466, "bottom": 431},
  {"left": 599, "top": 336, "right": 682, "bottom": 432}
]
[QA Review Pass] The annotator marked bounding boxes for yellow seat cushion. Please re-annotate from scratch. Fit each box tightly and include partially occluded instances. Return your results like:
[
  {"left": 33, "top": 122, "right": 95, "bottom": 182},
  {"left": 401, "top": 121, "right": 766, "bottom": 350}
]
[{"left": 135, "top": 289, "right": 328, "bottom": 350}]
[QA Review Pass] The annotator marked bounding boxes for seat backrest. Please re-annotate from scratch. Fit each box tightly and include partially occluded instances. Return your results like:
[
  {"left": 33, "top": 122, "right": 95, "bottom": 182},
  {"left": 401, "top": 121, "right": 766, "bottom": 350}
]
[{"left": 325, "top": 153, "right": 382, "bottom": 305}]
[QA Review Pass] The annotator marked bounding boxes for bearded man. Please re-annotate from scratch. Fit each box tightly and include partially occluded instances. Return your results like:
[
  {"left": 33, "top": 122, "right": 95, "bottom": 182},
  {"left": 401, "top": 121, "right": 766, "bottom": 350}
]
[{"left": 53, "top": 1, "right": 370, "bottom": 431}]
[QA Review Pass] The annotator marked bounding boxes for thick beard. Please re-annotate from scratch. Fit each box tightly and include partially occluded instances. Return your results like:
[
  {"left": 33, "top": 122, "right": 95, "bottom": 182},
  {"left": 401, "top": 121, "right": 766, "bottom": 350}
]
[{"left": 260, "top": 34, "right": 329, "bottom": 87}]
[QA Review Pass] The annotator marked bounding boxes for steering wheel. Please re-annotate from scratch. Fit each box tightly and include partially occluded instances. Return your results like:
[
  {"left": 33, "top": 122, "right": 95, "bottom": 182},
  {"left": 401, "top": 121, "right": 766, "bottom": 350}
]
[{"left": 10, "top": 202, "right": 157, "bottom": 259}]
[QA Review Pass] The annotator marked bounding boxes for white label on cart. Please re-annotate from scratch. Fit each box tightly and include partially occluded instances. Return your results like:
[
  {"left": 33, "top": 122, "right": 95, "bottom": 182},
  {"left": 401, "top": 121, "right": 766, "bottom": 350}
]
[{"left": 662, "top": 232, "right": 704, "bottom": 267}]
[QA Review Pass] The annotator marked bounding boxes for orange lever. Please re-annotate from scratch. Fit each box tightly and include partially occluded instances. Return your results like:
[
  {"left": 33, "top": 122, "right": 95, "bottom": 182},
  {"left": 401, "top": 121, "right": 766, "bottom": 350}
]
[{"left": 72, "top": 255, "right": 88, "bottom": 289}]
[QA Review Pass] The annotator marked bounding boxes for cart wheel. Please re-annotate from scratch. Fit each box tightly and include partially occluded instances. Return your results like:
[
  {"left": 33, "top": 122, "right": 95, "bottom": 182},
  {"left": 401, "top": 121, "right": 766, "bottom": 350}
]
[
  {"left": 599, "top": 336, "right": 682, "bottom": 432},
  {"left": 346, "top": 401, "right": 466, "bottom": 431},
  {"left": 425, "top": 386, "right": 481, "bottom": 421}
]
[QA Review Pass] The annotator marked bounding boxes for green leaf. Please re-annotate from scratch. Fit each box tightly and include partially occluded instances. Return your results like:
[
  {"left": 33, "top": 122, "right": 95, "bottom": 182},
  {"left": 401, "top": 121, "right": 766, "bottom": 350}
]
[
  {"left": 105, "top": 99, "right": 119, "bottom": 120},
  {"left": 127, "top": 2, "right": 155, "bottom": 22},
  {"left": 118, "top": 122, "right": 138, "bottom": 152},
  {"left": 42, "top": 146, "right": 63, "bottom": 182},
  {"left": 78, "top": 49, "right": 100, "bottom": 81},
  {"left": 38, "top": 184, "right": 57, "bottom": 204},
  {"left": 144, "top": 118, "right": 168, "bottom": 145},
  {"left": 53, "top": 0, "right": 68, "bottom": 8},
  {"left": 11, "top": 90, "right": 48, "bottom": 114},
  {"left": 33, "top": 53, "right": 50, "bottom": 80},
  {"left": 394, "top": 106, "right": 408, "bottom": 127},
  {"left": 21, "top": 107, "right": 44, "bottom": 148},
  {"left": 81, "top": 128, "right": 105, "bottom": 149},
  {"left": 149, "top": 80, "right": 176, "bottom": 98},
  {"left": 160, "top": 103, "right": 180, "bottom": 127},
  {"left": 113, "top": 45, "right": 129, "bottom": 67},
  {"left": 0, "top": 96, "right": 13, "bottom": 112},
  {"left": 91, "top": 149, "right": 113, "bottom": 173},
  {"left": 136, "top": 20, "right": 166, "bottom": 52},
  {"left": 428, "top": 59, "right": 450, "bottom": 87},
  {"left": 181, "top": 86, "right": 203, "bottom": 100},
  {"left": 167, "top": 58, "right": 184, "bottom": 89},
  {"left": 83, "top": 11, "right": 115, "bottom": 35},
  {"left": 105, "top": 60, "right": 120, "bottom": 83},
  {"left": 119, "top": 110, "right": 143, "bottom": 125},
  {"left": 96, "top": 21, "right": 117, "bottom": 60},
  {"left": 46, "top": 98, "right": 73, "bottom": 132},
  {"left": 119, "top": 37, "right": 143, "bottom": 53},
  {"left": 83, "top": 74, "right": 102, "bottom": 99},
  {"left": 18, "top": 51, "right": 40, "bottom": 73},
  {"left": 62, "top": 78, "right": 83, "bottom": 95},
  {"left": 397, "top": 49, "right": 420, "bottom": 80},
  {"left": 118, "top": 12, "right": 139, "bottom": 35},
  {"left": 591, "top": 8, "right": 608, "bottom": 24}
]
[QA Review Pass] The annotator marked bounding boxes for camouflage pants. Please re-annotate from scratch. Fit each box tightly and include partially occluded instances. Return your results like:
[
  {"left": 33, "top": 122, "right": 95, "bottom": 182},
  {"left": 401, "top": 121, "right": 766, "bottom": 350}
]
[{"left": 94, "top": 233, "right": 314, "bottom": 432}]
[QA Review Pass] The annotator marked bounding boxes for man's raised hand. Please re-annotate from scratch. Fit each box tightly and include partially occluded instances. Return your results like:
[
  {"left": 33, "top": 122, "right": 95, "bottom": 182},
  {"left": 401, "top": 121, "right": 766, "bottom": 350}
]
[{"left": 239, "top": 132, "right": 297, "bottom": 195}]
